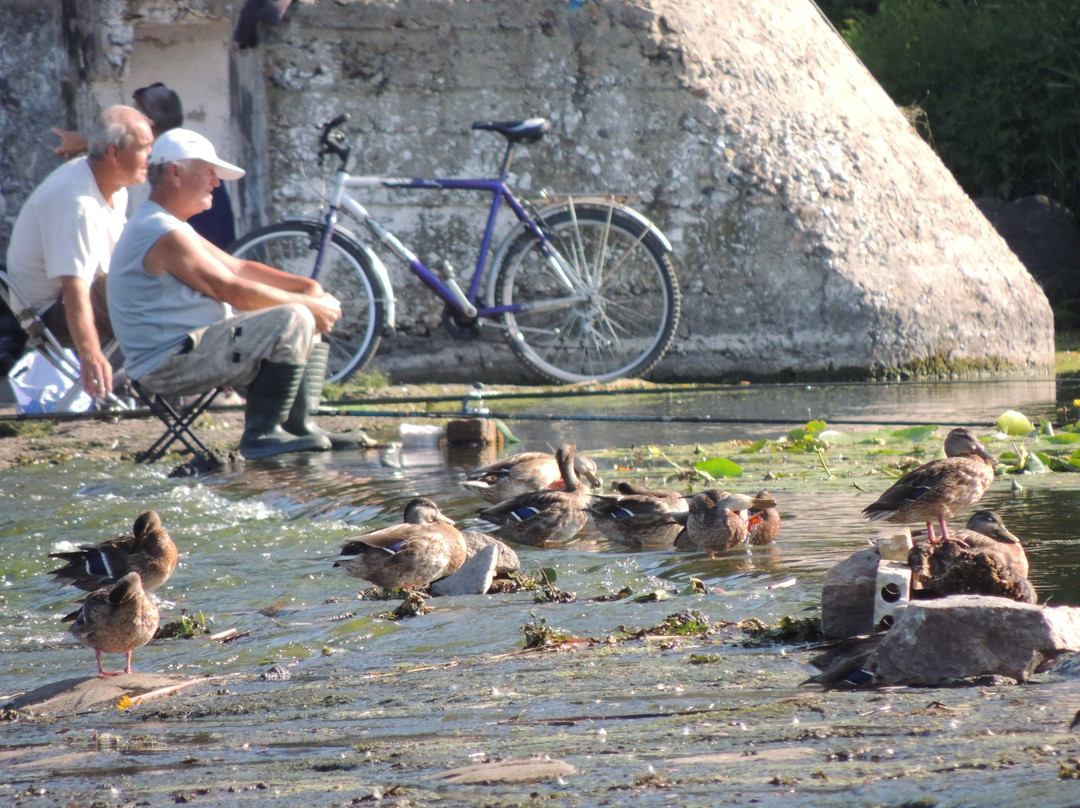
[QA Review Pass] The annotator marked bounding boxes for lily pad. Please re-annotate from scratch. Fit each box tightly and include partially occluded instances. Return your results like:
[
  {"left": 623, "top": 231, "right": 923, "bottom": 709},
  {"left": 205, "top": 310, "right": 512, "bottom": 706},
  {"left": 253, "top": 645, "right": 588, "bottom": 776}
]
[
  {"left": 693, "top": 457, "right": 743, "bottom": 478},
  {"left": 1043, "top": 433, "right": 1080, "bottom": 445},
  {"left": 889, "top": 425, "right": 938, "bottom": 442}
]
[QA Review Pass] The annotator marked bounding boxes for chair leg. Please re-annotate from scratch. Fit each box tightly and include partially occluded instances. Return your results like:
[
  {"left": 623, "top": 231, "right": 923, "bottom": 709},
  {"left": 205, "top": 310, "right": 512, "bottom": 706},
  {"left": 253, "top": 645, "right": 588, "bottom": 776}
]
[{"left": 132, "top": 382, "right": 222, "bottom": 464}]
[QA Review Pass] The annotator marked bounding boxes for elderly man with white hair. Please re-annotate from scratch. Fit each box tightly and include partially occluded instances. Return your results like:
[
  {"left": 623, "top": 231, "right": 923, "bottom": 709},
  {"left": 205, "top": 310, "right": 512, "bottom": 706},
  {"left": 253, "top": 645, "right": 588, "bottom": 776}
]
[
  {"left": 7, "top": 105, "right": 154, "bottom": 398},
  {"left": 108, "top": 128, "right": 369, "bottom": 459}
]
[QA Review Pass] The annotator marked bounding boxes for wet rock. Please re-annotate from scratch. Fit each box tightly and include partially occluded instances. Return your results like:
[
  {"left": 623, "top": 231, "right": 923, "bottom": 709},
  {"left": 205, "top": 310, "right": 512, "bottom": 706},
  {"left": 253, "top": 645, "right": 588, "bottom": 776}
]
[
  {"left": 821, "top": 547, "right": 878, "bottom": 639},
  {"left": 868, "top": 596, "right": 1080, "bottom": 686},
  {"left": 430, "top": 544, "right": 498, "bottom": 596},
  {"left": 260, "top": 665, "right": 291, "bottom": 681},
  {"left": 461, "top": 530, "right": 520, "bottom": 574},
  {"left": 3, "top": 673, "right": 184, "bottom": 715},
  {"left": 433, "top": 757, "right": 577, "bottom": 784}
]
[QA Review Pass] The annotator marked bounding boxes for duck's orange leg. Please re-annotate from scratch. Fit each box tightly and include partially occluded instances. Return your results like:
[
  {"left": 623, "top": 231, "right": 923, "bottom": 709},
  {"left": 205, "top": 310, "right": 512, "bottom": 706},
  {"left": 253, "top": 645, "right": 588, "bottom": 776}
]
[{"left": 96, "top": 650, "right": 121, "bottom": 678}]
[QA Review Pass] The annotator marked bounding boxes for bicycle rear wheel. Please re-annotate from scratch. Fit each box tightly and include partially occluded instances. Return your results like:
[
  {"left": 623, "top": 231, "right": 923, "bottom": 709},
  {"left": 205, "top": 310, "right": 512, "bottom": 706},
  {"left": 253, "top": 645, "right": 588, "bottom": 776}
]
[
  {"left": 229, "top": 222, "right": 386, "bottom": 383},
  {"left": 493, "top": 202, "right": 680, "bottom": 384}
]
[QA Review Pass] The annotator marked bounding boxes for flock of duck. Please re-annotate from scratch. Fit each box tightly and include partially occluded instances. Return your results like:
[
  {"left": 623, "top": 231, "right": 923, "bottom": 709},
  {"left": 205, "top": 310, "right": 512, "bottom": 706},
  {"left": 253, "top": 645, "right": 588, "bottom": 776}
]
[{"left": 47, "top": 427, "right": 1030, "bottom": 678}]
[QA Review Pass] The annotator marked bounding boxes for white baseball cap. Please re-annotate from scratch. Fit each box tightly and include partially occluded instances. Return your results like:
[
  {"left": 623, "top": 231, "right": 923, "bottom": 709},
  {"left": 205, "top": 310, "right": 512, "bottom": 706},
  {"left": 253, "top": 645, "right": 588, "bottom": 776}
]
[{"left": 149, "top": 128, "right": 246, "bottom": 180}]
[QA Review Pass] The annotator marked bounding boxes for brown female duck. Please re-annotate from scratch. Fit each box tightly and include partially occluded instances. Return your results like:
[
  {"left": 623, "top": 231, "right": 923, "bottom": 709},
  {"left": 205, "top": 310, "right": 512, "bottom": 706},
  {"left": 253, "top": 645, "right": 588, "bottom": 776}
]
[
  {"left": 746, "top": 489, "right": 781, "bottom": 546},
  {"left": 862, "top": 427, "right": 996, "bottom": 543},
  {"left": 63, "top": 571, "right": 160, "bottom": 677},
  {"left": 461, "top": 449, "right": 601, "bottom": 503},
  {"left": 48, "top": 510, "right": 177, "bottom": 593},
  {"left": 957, "top": 509, "right": 1029, "bottom": 579},
  {"left": 674, "top": 489, "right": 777, "bottom": 559},
  {"left": 334, "top": 498, "right": 468, "bottom": 591},
  {"left": 587, "top": 481, "right": 687, "bottom": 550},
  {"left": 911, "top": 509, "right": 1030, "bottom": 581},
  {"left": 477, "top": 443, "right": 593, "bottom": 547}
]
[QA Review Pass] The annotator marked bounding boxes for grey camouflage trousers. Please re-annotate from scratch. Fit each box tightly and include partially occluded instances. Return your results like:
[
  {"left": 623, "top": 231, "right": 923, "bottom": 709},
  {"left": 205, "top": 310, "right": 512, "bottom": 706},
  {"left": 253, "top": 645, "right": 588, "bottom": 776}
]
[{"left": 135, "top": 304, "right": 315, "bottom": 397}]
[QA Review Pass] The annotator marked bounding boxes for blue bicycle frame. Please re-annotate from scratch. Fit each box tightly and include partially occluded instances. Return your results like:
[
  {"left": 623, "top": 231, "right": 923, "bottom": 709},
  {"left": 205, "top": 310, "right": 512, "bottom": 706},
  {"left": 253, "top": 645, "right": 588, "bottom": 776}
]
[{"left": 310, "top": 121, "right": 586, "bottom": 324}]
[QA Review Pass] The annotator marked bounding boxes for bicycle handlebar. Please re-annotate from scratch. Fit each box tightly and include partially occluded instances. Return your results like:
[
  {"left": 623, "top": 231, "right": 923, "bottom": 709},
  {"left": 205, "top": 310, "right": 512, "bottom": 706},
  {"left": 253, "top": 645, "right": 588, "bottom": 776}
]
[{"left": 318, "top": 113, "right": 352, "bottom": 167}]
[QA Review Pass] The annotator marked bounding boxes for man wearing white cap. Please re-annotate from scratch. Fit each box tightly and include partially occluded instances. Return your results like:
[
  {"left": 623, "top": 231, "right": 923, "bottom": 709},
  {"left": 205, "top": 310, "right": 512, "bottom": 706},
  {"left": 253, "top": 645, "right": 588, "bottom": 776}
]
[{"left": 108, "top": 128, "right": 368, "bottom": 458}]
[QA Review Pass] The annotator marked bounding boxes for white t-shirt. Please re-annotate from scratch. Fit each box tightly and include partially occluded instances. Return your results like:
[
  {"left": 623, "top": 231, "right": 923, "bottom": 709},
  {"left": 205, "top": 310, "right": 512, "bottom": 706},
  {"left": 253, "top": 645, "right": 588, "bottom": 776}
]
[{"left": 5, "top": 157, "right": 128, "bottom": 312}]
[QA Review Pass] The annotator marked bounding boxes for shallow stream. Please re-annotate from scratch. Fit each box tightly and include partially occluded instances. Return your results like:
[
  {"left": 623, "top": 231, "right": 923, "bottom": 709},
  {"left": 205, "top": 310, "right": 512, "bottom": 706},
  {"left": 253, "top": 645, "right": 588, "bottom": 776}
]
[{"left": 3, "top": 377, "right": 1080, "bottom": 806}]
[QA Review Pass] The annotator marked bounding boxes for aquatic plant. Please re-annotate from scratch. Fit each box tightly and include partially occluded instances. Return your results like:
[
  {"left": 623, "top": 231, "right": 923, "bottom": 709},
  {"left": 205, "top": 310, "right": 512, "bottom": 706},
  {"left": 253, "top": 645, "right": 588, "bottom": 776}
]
[
  {"left": 520, "top": 613, "right": 576, "bottom": 648},
  {"left": 738, "top": 616, "right": 822, "bottom": 646},
  {"left": 154, "top": 611, "right": 212, "bottom": 640}
]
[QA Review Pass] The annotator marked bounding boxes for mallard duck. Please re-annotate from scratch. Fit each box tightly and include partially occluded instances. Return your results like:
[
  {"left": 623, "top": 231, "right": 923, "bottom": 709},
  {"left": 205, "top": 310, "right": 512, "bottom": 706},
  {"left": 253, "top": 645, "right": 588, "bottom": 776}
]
[
  {"left": 803, "top": 633, "right": 886, "bottom": 688},
  {"left": 461, "top": 449, "right": 601, "bottom": 503},
  {"left": 747, "top": 489, "right": 781, "bottom": 546},
  {"left": 908, "top": 510, "right": 1034, "bottom": 602},
  {"left": 48, "top": 510, "right": 177, "bottom": 592},
  {"left": 959, "top": 509, "right": 1029, "bottom": 579},
  {"left": 334, "top": 498, "right": 468, "bottom": 590},
  {"left": 587, "top": 481, "right": 687, "bottom": 549},
  {"left": 674, "top": 490, "right": 778, "bottom": 558},
  {"left": 476, "top": 443, "right": 593, "bottom": 547},
  {"left": 63, "top": 571, "right": 160, "bottom": 678},
  {"left": 862, "top": 427, "right": 996, "bottom": 543},
  {"left": 913, "top": 509, "right": 1029, "bottom": 579}
]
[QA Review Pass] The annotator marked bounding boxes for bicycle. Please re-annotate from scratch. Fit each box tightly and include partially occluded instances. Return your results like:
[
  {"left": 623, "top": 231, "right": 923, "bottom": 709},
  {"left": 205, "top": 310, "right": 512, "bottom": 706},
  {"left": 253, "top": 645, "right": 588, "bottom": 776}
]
[{"left": 229, "top": 113, "right": 681, "bottom": 385}]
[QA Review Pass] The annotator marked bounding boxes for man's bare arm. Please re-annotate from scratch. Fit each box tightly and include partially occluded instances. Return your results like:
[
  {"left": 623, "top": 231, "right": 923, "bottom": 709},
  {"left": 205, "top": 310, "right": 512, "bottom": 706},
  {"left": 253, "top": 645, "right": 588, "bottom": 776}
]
[
  {"left": 202, "top": 238, "right": 326, "bottom": 296},
  {"left": 144, "top": 229, "right": 342, "bottom": 332},
  {"left": 59, "top": 275, "right": 111, "bottom": 397}
]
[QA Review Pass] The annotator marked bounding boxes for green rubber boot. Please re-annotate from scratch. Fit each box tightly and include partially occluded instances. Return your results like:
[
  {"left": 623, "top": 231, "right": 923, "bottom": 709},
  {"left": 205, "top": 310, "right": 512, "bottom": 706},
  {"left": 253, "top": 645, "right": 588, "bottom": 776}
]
[
  {"left": 240, "top": 361, "right": 332, "bottom": 459},
  {"left": 283, "top": 340, "right": 374, "bottom": 450}
]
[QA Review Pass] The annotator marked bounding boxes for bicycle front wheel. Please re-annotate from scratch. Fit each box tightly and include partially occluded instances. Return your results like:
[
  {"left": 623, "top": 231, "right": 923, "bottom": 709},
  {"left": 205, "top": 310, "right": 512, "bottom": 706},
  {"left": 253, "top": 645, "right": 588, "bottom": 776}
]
[
  {"left": 493, "top": 202, "right": 680, "bottom": 384},
  {"left": 229, "top": 222, "right": 386, "bottom": 383}
]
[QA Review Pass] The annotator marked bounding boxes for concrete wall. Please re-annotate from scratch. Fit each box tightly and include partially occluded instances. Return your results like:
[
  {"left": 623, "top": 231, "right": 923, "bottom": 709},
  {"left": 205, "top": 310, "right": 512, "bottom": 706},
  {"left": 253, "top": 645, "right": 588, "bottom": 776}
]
[{"left": 1, "top": 0, "right": 1056, "bottom": 385}]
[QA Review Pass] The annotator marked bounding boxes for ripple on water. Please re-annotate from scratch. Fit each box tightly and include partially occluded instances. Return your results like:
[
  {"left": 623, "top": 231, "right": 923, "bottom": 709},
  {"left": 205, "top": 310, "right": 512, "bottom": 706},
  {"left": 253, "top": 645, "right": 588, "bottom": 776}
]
[{"left": 4, "top": 399, "right": 1080, "bottom": 695}]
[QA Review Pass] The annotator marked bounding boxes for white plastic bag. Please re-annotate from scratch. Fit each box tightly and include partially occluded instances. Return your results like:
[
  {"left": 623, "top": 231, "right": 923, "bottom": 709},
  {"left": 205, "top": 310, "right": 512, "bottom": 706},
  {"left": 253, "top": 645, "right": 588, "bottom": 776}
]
[{"left": 7, "top": 350, "right": 92, "bottom": 414}]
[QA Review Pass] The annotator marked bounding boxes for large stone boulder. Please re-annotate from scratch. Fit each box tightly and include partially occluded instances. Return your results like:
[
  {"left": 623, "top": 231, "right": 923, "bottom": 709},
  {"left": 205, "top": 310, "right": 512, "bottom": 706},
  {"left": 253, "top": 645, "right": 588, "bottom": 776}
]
[
  {"left": 243, "top": 0, "right": 1052, "bottom": 382},
  {"left": 821, "top": 547, "right": 879, "bottom": 639},
  {"left": 867, "top": 597, "right": 1080, "bottom": 686}
]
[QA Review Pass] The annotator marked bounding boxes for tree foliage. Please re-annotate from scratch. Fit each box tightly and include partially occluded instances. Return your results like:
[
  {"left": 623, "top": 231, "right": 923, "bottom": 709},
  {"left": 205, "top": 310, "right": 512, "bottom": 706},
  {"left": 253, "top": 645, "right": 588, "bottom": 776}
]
[{"left": 825, "top": 0, "right": 1080, "bottom": 215}]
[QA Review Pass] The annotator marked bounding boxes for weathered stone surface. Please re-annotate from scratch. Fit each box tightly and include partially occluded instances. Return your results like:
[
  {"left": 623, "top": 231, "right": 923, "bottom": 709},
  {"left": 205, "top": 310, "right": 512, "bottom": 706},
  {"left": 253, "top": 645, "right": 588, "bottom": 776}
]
[
  {"left": 432, "top": 757, "right": 578, "bottom": 784},
  {"left": 3, "top": 673, "right": 184, "bottom": 715},
  {"left": 461, "top": 529, "right": 520, "bottom": 574},
  {"left": 2, "top": 0, "right": 1054, "bottom": 383},
  {"left": 867, "top": 596, "right": 1080, "bottom": 686},
  {"left": 821, "top": 547, "right": 878, "bottom": 640},
  {"left": 429, "top": 543, "right": 497, "bottom": 596}
]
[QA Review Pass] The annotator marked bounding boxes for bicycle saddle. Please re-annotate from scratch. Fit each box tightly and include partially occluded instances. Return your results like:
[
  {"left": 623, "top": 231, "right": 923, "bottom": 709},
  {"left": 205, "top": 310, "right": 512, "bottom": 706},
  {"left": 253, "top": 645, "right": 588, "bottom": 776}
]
[{"left": 472, "top": 118, "right": 551, "bottom": 144}]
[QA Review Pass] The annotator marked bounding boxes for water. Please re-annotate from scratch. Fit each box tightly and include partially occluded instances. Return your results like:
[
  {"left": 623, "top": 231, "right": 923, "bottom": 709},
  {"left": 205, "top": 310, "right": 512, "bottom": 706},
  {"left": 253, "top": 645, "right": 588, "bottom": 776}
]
[{"left": 3, "top": 377, "right": 1080, "bottom": 806}]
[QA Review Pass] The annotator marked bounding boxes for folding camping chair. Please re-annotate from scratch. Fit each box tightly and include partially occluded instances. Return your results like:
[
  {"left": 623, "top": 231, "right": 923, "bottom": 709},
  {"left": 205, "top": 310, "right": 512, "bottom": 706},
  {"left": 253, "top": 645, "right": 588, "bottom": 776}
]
[
  {"left": 130, "top": 379, "right": 223, "bottom": 466},
  {"left": 0, "top": 267, "right": 132, "bottom": 412}
]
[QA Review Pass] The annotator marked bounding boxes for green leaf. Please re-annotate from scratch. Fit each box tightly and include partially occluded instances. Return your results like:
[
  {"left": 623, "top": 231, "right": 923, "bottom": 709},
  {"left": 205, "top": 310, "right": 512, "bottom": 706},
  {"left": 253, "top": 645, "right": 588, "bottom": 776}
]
[
  {"left": 1021, "top": 452, "right": 1049, "bottom": 474},
  {"left": 1043, "top": 433, "right": 1080, "bottom": 445},
  {"left": 889, "top": 425, "right": 938, "bottom": 442},
  {"left": 805, "top": 420, "right": 828, "bottom": 436},
  {"left": 680, "top": 578, "right": 708, "bottom": 596},
  {"left": 740, "top": 439, "right": 769, "bottom": 453},
  {"left": 693, "top": 457, "right": 743, "bottom": 478}
]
